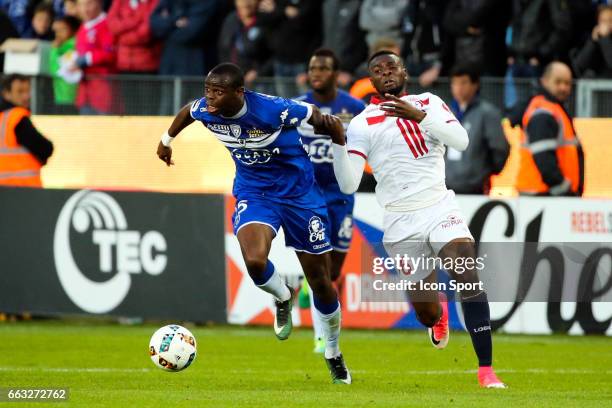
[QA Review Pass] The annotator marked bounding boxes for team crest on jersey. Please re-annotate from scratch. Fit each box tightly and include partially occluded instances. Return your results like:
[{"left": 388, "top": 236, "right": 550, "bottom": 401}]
[
  {"left": 230, "top": 124, "right": 242, "bottom": 138},
  {"left": 308, "top": 216, "right": 326, "bottom": 243}
]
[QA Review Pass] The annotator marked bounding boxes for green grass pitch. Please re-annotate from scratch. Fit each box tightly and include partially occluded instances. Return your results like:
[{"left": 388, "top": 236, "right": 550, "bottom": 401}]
[{"left": 0, "top": 321, "right": 610, "bottom": 407}]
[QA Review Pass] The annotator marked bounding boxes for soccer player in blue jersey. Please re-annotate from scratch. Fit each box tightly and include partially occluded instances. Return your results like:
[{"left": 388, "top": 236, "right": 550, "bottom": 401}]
[
  {"left": 156, "top": 63, "right": 351, "bottom": 384},
  {"left": 295, "top": 49, "right": 365, "bottom": 354}
]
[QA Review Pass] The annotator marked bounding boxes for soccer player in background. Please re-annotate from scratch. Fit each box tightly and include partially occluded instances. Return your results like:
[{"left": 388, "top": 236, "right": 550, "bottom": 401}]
[
  {"left": 328, "top": 51, "right": 507, "bottom": 388},
  {"left": 156, "top": 63, "right": 351, "bottom": 384},
  {"left": 295, "top": 48, "right": 365, "bottom": 354}
]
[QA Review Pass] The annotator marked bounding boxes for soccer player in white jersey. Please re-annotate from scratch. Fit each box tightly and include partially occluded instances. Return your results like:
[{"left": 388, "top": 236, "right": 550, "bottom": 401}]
[{"left": 327, "top": 50, "right": 507, "bottom": 388}]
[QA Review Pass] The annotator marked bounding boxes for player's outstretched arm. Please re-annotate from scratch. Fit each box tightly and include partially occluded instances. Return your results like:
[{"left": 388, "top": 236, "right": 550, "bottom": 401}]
[
  {"left": 156, "top": 103, "right": 195, "bottom": 166},
  {"left": 317, "top": 114, "right": 366, "bottom": 195}
]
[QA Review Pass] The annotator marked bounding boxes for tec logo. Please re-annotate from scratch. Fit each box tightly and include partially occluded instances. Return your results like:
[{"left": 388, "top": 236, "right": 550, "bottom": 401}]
[{"left": 308, "top": 216, "right": 326, "bottom": 243}]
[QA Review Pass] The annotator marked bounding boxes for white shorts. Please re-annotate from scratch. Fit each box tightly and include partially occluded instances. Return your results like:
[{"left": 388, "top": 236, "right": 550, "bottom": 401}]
[{"left": 383, "top": 190, "right": 473, "bottom": 281}]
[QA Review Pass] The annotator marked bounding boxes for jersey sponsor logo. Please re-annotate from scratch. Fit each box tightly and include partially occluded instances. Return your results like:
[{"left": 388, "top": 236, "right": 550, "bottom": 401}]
[
  {"left": 230, "top": 124, "right": 242, "bottom": 138},
  {"left": 207, "top": 123, "right": 231, "bottom": 135},
  {"left": 303, "top": 138, "right": 333, "bottom": 163},
  {"left": 54, "top": 190, "right": 167, "bottom": 314},
  {"left": 366, "top": 115, "right": 386, "bottom": 125},
  {"left": 441, "top": 214, "right": 464, "bottom": 229},
  {"left": 247, "top": 128, "right": 266, "bottom": 137},
  {"left": 231, "top": 147, "right": 280, "bottom": 165},
  {"left": 308, "top": 216, "right": 326, "bottom": 243}
]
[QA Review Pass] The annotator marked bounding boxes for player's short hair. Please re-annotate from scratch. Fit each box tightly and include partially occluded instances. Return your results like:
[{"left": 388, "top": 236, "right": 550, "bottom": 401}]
[
  {"left": 56, "top": 15, "right": 82, "bottom": 33},
  {"left": 1, "top": 74, "right": 30, "bottom": 93},
  {"left": 368, "top": 50, "right": 401, "bottom": 67},
  {"left": 207, "top": 63, "right": 244, "bottom": 88},
  {"left": 311, "top": 48, "right": 339, "bottom": 71},
  {"left": 450, "top": 64, "right": 481, "bottom": 83}
]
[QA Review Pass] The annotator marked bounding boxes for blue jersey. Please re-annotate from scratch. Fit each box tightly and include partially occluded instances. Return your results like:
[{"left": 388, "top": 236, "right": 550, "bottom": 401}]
[
  {"left": 190, "top": 90, "right": 317, "bottom": 203},
  {"left": 295, "top": 90, "right": 365, "bottom": 191}
]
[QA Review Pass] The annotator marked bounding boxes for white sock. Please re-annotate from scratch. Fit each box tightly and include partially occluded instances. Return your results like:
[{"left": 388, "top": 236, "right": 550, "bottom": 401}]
[
  {"left": 314, "top": 304, "right": 341, "bottom": 359},
  {"left": 309, "top": 287, "right": 324, "bottom": 340},
  {"left": 256, "top": 268, "right": 291, "bottom": 302}
]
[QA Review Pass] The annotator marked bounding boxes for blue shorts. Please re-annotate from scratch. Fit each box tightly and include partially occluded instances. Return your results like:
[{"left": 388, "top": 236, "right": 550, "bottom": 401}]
[
  {"left": 232, "top": 196, "right": 332, "bottom": 254},
  {"left": 324, "top": 190, "right": 355, "bottom": 252}
]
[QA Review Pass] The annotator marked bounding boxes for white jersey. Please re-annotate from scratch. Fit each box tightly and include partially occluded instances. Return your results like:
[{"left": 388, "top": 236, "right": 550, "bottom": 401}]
[{"left": 346, "top": 92, "right": 468, "bottom": 210}]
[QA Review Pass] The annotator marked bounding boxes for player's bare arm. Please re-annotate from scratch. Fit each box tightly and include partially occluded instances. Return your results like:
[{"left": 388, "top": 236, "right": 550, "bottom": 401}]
[
  {"left": 156, "top": 102, "right": 195, "bottom": 166},
  {"left": 379, "top": 93, "right": 426, "bottom": 123}
]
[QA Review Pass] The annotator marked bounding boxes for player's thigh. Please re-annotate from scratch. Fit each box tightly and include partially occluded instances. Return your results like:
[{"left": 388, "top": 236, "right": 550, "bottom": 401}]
[
  {"left": 280, "top": 203, "right": 332, "bottom": 255},
  {"left": 233, "top": 198, "right": 281, "bottom": 264}
]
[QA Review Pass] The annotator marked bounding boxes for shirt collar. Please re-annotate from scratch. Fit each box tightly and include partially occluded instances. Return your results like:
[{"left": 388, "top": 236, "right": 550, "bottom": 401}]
[{"left": 220, "top": 100, "right": 247, "bottom": 119}]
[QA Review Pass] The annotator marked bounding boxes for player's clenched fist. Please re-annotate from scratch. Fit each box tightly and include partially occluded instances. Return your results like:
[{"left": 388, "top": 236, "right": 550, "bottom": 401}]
[
  {"left": 314, "top": 114, "right": 345, "bottom": 145},
  {"left": 157, "top": 141, "right": 174, "bottom": 166},
  {"left": 380, "top": 93, "right": 426, "bottom": 123}
]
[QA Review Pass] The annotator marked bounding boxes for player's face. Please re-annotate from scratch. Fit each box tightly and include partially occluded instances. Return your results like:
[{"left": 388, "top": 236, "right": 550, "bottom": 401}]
[
  {"left": 204, "top": 75, "right": 244, "bottom": 116},
  {"left": 2, "top": 80, "right": 31, "bottom": 109},
  {"left": 52, "top": 21, "right": 72, "bottom": 44},
  {"left": 450, "top": 75, "right": 479, "bottom": 105},
  {"left": 368, "top": 54, "right": 408, "bottom": 97},
  {"left": 308, "top": 56, "right": 337, "bottom": 92}
]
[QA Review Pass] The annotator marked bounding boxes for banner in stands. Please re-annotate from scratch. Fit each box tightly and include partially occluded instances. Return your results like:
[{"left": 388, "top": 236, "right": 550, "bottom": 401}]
[
  {"left": 225, "top": 194, "right": 612, "bottom": 335},
  {"left": 0, "top": 187, "right": 226, "bottom": 322}
]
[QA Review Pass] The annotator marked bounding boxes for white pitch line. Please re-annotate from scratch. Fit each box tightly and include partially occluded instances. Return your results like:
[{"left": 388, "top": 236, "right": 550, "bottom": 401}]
[{"left": 0, "top": 367, "right": 152, "bottom": 373}]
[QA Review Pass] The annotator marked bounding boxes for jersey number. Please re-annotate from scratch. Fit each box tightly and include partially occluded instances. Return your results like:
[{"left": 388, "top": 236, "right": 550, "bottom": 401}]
[{"left": 396, "top": 118, "right": 428, "bottom": 158}]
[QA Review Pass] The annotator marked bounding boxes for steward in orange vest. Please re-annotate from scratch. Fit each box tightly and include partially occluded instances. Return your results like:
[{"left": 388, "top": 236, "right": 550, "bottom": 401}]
[
  {"left": 514, "top": 62, "right": 584, "bottom": 196},
  {"left": 0, "top": 74, "right": 53, "bottom": 187}
]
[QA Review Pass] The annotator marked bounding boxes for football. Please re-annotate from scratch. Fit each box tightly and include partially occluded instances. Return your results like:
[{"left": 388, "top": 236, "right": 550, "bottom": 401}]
[{"left": 149, "top": 325, "right": 197, "bottom": 372}]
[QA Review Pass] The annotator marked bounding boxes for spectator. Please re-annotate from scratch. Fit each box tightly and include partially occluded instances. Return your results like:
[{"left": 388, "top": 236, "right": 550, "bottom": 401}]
[
  {"left": 572, "top": 5, "right": 612, "bottom": 78},
  {"left": 515, "top": 62, "right": 584, "bottom": 196},
  {"left": 24, "top": 2, "right": 54, "bottom": 40},
  {"left": 400, "top": 0, "right": 447, "bottom": 87},
  {"left": 359, "top": 0, "right": 408, "bottom": 51},
  {"left": 322, "top": 0, "right": 367, "bottom": 87},
  {"left": 73, "top": 0, "right": 117, "bottom": 114},
  {"left": 257, "top": 0, "right": 323, "bottom": 97},
  {"left": 444, "top": 64, "right": 509, "bottom": 194},
  {"left": 108, "top": 0, "right": 161, "bottom": 115},
  {"left": 64, "top": 0, "right": 78, "bottom": 17},
  {"left": 0, "top": 9, "right": 18, "bottom": 70},
  {"left": 218, "top": 0, "right": 272, "bottom": 87},
  {"left": 0, "top": 74, "right": 54, "bottom": 187},
  {"left": 150, "top": 0, "right": 219, "bottom": 77},
  {"left": 49, "top": 15, "right": 80, "bottom": 114},
  {"left": 442, "top": 0, "right": 511, "bottom": 77},
  {"left": 0, "top": 0, "right": 33, "bottom": 37},
  {"left": 504, "top": 0, "right": 572, "bottom": 109}
]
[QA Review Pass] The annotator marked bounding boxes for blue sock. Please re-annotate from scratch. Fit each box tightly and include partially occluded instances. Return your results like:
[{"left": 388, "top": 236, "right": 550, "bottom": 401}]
[
  {"left": 313, "top": 295, "right": 339, "bottom": 315},
  {"left": 251, "top": 259, "right": 275, "bottom": 285},
  {"left": 462, "top": 292, "right": 493, "bottom": 367}
]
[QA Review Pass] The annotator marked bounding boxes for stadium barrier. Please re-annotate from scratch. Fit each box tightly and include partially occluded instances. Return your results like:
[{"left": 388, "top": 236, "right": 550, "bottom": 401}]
[
  {"left": 0, "top": 187, "right": 226, "bottom": 322},
  {"left": 1, "top": 186, "right": 610, "bottom": 335},
  {"left": 225, "top": 194, "right": 612, "bottom": 336}
]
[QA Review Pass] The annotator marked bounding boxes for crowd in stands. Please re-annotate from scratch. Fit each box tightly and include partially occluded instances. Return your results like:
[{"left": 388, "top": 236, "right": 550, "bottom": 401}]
[{"left": 0, "top": 0, "right": 611, "bottom": 113}]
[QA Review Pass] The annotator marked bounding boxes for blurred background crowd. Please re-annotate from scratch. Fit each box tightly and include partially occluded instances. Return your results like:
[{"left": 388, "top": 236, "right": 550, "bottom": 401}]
[{"left": 0, "top": 0, "right": 611, "bottom": 115}]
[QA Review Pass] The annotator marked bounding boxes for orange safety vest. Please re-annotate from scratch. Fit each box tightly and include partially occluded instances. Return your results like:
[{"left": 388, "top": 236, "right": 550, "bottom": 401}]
[
  {"left": 516, "top": 95, "right": 581, "bottom": 195},
  {"left": 0, "top": 107, "right": 43, "bottom": 187}
]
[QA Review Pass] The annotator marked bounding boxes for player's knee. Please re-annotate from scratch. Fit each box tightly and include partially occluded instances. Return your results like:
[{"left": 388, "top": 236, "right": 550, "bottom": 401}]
[
  {"left": 329, "top": 265, "right": 341, "bottom": 282},
  {"left": 243, "top": 254, "right": 267, "bottom": 278}
]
